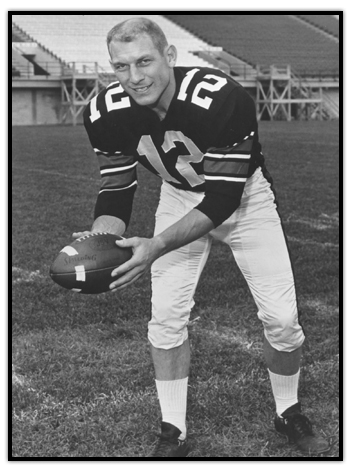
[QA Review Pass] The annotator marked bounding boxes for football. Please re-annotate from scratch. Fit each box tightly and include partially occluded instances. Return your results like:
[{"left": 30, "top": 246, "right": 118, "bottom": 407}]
[{"left": 50, "top": 232, "right": 133, "bottom": 294}]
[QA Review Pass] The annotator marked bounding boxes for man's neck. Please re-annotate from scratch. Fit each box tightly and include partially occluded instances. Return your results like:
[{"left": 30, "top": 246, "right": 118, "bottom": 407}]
[{"left": 149, "top": 71, "right": 176, "bottom": 121}]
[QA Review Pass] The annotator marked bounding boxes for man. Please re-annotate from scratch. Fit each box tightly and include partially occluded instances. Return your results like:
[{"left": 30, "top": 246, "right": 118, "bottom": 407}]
[{"left": 75, "top": 17, "right": 329, "bottom": 457}]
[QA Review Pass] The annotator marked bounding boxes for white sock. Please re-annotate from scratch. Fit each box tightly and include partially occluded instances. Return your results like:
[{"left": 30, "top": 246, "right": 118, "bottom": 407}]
[
  {"left": 155, "top": 377, "right": 188, "bottom": 440},
  {"left": 268, "top": 369, "right": 300, "bottom": 416}
]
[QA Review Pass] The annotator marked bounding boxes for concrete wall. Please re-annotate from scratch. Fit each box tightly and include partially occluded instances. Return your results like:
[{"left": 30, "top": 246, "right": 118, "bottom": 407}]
[
  {"left": 12, "top": 89, "right": 34, "bottom": 125},
  {"left": 12, "top": 87, "right": 64, "bottom": 125}
]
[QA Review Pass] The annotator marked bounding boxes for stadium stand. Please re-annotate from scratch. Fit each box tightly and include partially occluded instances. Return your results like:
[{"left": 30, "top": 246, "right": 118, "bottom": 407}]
[
  {"left": 296, "top": 15, "right": 339, "bottom": 39},
  {"left": 12, "top": 14, "right": 220, "bottom": 72},
  {"left": 12, "top": 31, "right": 25, "bottom": 42},
  {"left": 164, "top": 14, "right": 339, "bottom": 77},
  {"left": 12, "top": 66, "right": 21, "bottom": 77},
  {"left": 12, "top": 21, "right": 66, "bottom": 77},
  {"left": 12, "top": 14, "right": 339, "bottom": 124},
  {"left": 12, "top": 46, "right": 35, "bottom": 77}
]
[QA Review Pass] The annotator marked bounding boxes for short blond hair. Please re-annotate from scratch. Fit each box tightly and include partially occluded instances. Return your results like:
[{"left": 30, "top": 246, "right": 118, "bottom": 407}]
[{"left": 107, "top": 17, "right": 168, "bottom": 55}]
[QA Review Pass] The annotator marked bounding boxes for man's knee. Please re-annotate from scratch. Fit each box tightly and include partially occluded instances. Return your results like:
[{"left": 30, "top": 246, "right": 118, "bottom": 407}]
[
  {"left": 259, "top": 309, "right": 305, "bottom": 352},
  {"left": 150, "top": 281, "right": 193, "bottom": 350},
  {"left": 148, "top": 317, "right": 189, "bottom": 350}
]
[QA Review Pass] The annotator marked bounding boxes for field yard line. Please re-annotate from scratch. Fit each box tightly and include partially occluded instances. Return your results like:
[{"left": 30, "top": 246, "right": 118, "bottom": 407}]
[
  {"left": 287, "top": 236, "right": 338, "bottom": 249},
  {"left": 12, "top": 166, "right": 99, "bottom": 183},
  {"left": 284, "top": 217, "right": 338, "bottom": 230},
  {"left": 12, "top": 266, "right": 44, "bottom": 284}
]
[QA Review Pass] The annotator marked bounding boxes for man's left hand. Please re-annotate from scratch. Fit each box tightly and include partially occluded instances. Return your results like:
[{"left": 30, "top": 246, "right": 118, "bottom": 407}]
[{"left": 109, "top": 237, "right": 161, "bottom": 291}]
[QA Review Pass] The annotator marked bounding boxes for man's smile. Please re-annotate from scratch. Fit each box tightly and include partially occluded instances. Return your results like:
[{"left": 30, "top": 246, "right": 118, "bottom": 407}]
[{"left": 132, "top": 84, "right": 153, "bottom": 94}]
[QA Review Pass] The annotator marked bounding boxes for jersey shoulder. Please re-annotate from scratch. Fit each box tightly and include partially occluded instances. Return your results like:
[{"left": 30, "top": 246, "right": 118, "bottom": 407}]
[
  {"left": 83, "top": 81, "right": 144, "bottom": 152},
  {"left": 174, "top": 66, "right": 246, "bottom": 116},
  {"left": 173, "top": 67, "right": 252, "bottom": 144}
]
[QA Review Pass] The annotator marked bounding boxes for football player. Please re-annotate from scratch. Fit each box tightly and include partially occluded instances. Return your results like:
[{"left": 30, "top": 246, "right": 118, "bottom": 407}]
[{"left": 75, "top": 17, "right": 329, "bottom": 457}]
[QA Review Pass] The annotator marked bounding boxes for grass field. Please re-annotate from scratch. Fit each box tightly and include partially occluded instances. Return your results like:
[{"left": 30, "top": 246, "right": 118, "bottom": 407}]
[{"left": 12, "top": 120, "right": 340, "bottom": 459}]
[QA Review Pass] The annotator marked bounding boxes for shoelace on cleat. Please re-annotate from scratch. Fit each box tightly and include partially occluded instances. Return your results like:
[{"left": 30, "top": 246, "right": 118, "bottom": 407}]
[{"left": 286, "top": 413, "right": 313, "bottom": 440}]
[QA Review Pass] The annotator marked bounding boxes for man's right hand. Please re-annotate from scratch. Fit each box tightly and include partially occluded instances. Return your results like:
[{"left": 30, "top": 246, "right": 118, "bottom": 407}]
[{"left": 72, "top": 216, "right": 126, "bottom": 241}]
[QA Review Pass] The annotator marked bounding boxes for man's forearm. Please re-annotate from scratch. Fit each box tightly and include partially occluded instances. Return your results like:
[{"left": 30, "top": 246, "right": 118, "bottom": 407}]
[
  {"left": 91, "top": 215, "right": 126, "bottom": 236},
  {"left": 152, "top": 209, "right": 214, "bottom": 258}
]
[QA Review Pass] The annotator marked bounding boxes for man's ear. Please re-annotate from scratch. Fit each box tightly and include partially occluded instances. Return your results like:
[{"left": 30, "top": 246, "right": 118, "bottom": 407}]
[{"left": 166, "top": 44, "right": 177, "bottom": 67}]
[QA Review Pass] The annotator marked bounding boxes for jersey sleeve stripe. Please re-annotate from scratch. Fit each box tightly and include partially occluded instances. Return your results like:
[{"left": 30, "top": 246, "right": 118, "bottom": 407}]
[
  {"left": 205, "top": 157, "right": 250, "bottom": 164},
  {"left": 204, "top": 176, "right": 247, "bottom": 182},
  {"left": 94, "top": 148, "right": 122, "bottom": 156},
  {"left": 98, "top": 155, "right": 136, "bottom": 169},
  {"left": 205, "top": 171, "right": 248, "bottom": 178},
  {"left": 100, "top": 162, "right": 137, "bottom": 171},
  {"left": 205, "top": 153, "right": 251, "bottom": 160},
  {"left": 100, "top": 162, "right": 138, "bottom": 175},
  {"left": 204, "top": 156, "right": 250, "bottom": 177},
  {"left": 101, "top": 168, "right": 136, "bottom": 189},
  {"left": 205, "top": 162, "right": 249, "bottom": 177},
  {"left": 99, "top": 181, "right": 138, "bottom": 193}
]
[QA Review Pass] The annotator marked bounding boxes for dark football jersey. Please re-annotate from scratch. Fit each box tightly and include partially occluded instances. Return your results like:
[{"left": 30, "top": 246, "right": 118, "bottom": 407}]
[{"left": 83, "top": 66, "right": 267, "bottom": 228}]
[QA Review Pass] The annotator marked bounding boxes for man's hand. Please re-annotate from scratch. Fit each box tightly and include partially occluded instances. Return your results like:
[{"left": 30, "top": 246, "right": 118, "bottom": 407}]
[
  {"left": 109, "top": 237, "right": 162, "bottom": 291},
  {"left": 72, "top": 231, "right": 93, "bottom": 240},
  {"left": 109, "top": 209, "right": 214, "bottom": 292},
  {"left": 72, "top": 216, "right": 127, "bottom": 241}
]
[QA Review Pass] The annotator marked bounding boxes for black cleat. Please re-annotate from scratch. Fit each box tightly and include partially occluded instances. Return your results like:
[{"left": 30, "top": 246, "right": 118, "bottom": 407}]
[
  {"left": 274, "top": 402, "right": 330, "bottom": 454},
  {"left": 149, "top": 422, "right": 190, "bottom": 458}
]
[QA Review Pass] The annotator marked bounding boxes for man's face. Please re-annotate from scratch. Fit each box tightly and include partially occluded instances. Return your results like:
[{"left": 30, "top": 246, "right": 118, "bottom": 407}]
[{"left": 109, "top": 34, "right": 176, "bottom": 111}]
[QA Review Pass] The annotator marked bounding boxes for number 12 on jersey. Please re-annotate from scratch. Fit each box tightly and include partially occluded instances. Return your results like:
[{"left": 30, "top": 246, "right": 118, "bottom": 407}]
[
  {"left": 137, "top": 131, "right": 204, "bottom": 187},
  {"left": 177, "top": 68, "right": 227, "bottom": 110}
]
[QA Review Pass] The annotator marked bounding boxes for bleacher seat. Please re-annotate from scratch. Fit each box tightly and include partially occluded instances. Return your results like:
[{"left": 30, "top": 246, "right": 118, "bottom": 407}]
[
  {"left": 12, "top": 14, "right": 220, "bottom": 72},
  {"left": 12, "top": 46, "right": 35, "bottom": 78},
  {"left": 164, "top": 14, "right": 339, "bottom": 77},
  {"left": 12, "top": 66, "right": 21, "bottom": 77},
  {"left": 296, "top": 15, "right": 339, "bottom": 39},
  {"left": 12, "top": 31, "right": 25, "bottom": 42}
]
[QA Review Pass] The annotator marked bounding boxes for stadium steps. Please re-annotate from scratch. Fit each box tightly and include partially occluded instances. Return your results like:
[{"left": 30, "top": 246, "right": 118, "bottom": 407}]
[
  {"left": 12, "top": 23, "right": 32, "bottom": 42},
  {"left": 291, "top": 70, "right": 339, "bottom": 119},
  {"left": 11, "top": 14, "right": 220, "bottom": 72},
  {"left": 12, "top": 47, "right": 35, "bottom": 77},
  {"left": 12, "top": 41, "right": 64, "bottom": 77},
  {"left": 164, "top": 14, "right": 339, "bottom": 78},
  {"left": 291, "top": 15, "right": 339, "bottom": 43},
  {"left": 195, "top": 49, "right": 256, "bottom": 78},
  {"left": 12, "top": 21, "right": 65, "bottom": 69},
  {"left": 12, "top": 31, "right": 26, "bottom": 42},
  {"left": 322, "top": 90, "right": 339, "bottom": 118},
  {"left": 295, "top": 14, "right": 339, "bottom": 40},
  {"left": 12, "top": 66, "right": 20, "bottom": 77}
]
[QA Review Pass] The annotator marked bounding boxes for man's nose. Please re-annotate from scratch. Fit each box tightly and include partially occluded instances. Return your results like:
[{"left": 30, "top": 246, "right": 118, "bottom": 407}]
[{"left": 129, "top": 66, "right": 144, "bottom": 84}]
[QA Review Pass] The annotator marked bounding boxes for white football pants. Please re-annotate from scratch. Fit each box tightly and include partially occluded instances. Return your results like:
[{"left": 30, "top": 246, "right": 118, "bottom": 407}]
[{"left": 149, "top": 167, "right": 305, "bottom": 352}]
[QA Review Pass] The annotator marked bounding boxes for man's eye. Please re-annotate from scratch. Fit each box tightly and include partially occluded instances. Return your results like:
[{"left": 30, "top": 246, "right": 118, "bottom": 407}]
[
  {"left": 139, "top": 59, "right": 151, "bottom": 66},
  {"left": 115, "top": 65, "right": 127, "bottom": 72}
]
